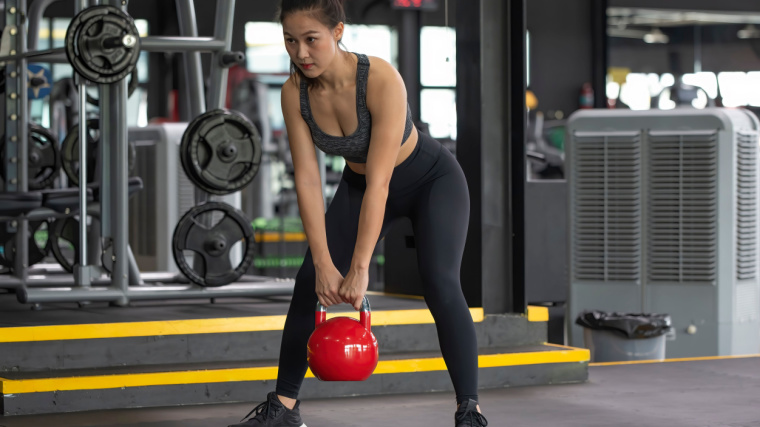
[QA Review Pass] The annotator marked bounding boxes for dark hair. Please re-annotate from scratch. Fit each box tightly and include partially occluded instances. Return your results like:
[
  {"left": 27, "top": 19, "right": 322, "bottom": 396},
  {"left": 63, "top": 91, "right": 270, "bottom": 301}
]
[{"left": 279, "top": 0, "right": 347, "bottom": 88}]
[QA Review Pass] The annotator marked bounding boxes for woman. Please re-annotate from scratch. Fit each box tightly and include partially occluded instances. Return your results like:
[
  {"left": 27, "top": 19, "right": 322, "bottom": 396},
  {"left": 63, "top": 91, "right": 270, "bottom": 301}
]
[{"left": 230, "top": 1, "right": 487, "bottom": 426}]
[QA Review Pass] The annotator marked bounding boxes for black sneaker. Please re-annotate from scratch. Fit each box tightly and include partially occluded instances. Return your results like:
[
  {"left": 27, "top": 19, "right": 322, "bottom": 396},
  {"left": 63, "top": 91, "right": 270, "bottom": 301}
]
[
  {"left": 228, "top": 392, "right": 306, "bottom": 426},
  {"left": 455, "top": 399, "right": 488, "bottom": 427}
]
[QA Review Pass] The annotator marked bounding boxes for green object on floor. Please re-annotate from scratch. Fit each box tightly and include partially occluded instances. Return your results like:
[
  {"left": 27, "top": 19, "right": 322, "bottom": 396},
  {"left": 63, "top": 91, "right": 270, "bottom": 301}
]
[
  {"left": 254, "top": 254, "right": 385, "bottom": 269},
  {"left": 252, "top": 217, "right": 304, "bottom": 233}
]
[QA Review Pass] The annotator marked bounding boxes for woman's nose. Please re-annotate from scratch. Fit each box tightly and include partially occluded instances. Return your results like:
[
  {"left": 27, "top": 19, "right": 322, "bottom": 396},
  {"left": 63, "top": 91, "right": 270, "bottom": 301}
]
[{"left": 297, "top": 45, "right": 309, "bottom": 60}]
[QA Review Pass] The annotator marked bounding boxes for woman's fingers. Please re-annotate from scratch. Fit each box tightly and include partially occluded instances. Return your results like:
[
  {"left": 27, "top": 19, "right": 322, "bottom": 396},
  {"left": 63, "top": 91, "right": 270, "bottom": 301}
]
[
  {"left": 329, "top": 292, "right": 342, "bottom": 306},
  {"left": 317, "top": 295, "right": 330, "bottom": 308},
  {"left": 337, "top": 286, "right": 350, "bottom": 304}
]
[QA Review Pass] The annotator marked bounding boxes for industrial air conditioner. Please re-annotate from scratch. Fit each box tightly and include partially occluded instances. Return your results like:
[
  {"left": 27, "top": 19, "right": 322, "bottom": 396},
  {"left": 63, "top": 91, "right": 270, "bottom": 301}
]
[
  {"left": 567, "top": 108, "right": 760, "bottom": 357},
  {"left": 129, "top": 123, "right": 196, "bottom": 273}
]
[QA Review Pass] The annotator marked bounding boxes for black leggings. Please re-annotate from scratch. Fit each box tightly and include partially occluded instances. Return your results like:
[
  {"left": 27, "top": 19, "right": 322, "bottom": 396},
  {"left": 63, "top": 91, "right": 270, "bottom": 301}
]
[{"left": 275, "top": 132, "right": 478, "bottom": 404}]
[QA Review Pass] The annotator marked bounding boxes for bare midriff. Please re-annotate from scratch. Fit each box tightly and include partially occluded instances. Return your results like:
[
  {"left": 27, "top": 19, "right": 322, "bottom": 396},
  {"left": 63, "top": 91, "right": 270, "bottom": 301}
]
[{"left": 345, "top": 127, "right": 418, "bottom": 175}]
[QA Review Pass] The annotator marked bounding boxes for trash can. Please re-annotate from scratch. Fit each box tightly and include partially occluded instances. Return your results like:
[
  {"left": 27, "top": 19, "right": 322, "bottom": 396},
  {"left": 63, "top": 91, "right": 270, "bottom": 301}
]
[{"left": 575, "top": 310, "right": 672, "bottom": 363}]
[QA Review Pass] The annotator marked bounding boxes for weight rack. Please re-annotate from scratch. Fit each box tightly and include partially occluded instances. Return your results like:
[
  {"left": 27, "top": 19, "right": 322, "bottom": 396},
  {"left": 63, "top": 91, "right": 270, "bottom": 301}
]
[{"left": 1, "top": 0, "right": 295, "bottom": 306}]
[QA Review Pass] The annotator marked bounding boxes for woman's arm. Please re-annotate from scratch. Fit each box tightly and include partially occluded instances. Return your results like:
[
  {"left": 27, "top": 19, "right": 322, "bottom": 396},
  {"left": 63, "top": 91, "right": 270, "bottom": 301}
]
[
  {"left": 351, "top": 58, "right": 410, "bottom": 271},
  {"left": 281, "top": 79, "right": 333, "bottom": 271}
]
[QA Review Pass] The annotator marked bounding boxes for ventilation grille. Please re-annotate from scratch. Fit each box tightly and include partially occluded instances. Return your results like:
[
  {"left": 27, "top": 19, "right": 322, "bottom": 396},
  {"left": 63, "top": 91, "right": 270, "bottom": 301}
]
[
  {"left": 130, "top": 144, "right": 157, "bottom": 257},
  {"left": 737, "top": 131, "right": 758, "bottom": 281},
  {"left": 572, "top": 131, "right": 641, "bottom": 282},
  {"left": 647, "top": 131, "right": 718, "bottom": 283}
]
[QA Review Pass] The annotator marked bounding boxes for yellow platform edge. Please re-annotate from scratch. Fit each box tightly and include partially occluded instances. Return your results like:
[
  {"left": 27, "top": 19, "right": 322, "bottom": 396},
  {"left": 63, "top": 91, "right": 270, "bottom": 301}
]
[
  {"left": 0, "top": 347, "right": 590, "bottom": 394},
  {"left": 526, "top": 306, "right": 549, "bottom": 322},
  {"left": 0, "top": 308, "right": 485, "bottom": 343}
]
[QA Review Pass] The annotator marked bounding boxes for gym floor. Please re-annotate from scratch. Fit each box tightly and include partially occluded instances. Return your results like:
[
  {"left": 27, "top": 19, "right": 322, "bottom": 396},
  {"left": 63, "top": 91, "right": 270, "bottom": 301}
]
[{"left": 1, "top": 356, "right": 758, "bottom": 427}]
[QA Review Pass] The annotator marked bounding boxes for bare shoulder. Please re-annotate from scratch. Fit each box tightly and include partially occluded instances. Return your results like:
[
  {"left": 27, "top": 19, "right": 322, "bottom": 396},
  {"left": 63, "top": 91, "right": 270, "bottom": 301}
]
[
  {"left": 281, "top": 75, "right": 300, "bottom": 105},
  {"left": 366, "top": 55, "right": 405, "bottom": 88}
]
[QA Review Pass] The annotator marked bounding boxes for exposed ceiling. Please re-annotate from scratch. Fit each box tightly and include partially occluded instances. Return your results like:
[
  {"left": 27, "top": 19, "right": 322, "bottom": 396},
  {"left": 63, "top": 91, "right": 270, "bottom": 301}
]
[
  {"left": 608, "top": 8, "right": 760, "bottom": 28},
  {"left": 607, "top": 8, "right": 760, "bottom": 42}
]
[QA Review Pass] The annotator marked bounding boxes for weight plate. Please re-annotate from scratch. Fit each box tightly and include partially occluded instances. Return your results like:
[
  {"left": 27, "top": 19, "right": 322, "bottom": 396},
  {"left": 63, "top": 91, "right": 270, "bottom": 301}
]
[
  {"left": 101, "top": 241, "right": 114, "bottom": 273},
  {"left": 0, "top": 221, "right": 50, "bottom": 270},
  {"left": 65, "top": 5, "right": 141, "bottom": 84},
  {"left": 179, "top": 109, "right": 223, "bottom": 191},
  {"left": 61, "top": 119, "right": 100, "bottom": 186},
  {"left": 49, "top": 217, "right": 80, "bottom": 273},
  {"left": 180, "top": 109, "right": 263, "bottom": 195},
  {"left": 0, "top": 124, "right": 62, "bottom": 190},
  {"left": 61, "top": 119, "right": 136, "bottom": 186},
  {"left": 172, "top": 202, "right": 255, "bottom": 287}
]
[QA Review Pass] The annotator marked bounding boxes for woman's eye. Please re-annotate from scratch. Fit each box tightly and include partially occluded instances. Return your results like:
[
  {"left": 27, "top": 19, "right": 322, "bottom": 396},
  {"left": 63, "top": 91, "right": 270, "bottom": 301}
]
[
  {"left": 286, "top": 38, "right": 295, "bottom": 43},
  {"left": 307, "top": 37, "right": 316, "bottom": 43}
]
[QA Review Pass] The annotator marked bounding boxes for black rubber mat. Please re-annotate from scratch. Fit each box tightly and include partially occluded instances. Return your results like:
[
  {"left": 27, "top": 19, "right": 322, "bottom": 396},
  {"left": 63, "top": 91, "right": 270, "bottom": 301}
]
[{"left": 2, "top": 356, "right": 758, "bottom": 427}]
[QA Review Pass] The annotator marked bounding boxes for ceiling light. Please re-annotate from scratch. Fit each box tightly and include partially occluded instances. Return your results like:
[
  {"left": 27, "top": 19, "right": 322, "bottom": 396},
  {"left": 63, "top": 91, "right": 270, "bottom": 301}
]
[
  {"left": 738, "top": 24, "right": 760, "bottom": 39},
  {"left": 644, "top": 28, "right": 669, "bottom": 44}
]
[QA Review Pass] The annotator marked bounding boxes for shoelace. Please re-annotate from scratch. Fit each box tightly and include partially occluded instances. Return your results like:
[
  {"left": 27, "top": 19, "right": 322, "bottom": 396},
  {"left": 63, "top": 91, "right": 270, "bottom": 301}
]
[
  {"left": 240, "top": 400, "right": 270, "bottom": 422},
  {"left": 456, "top": 410, "right": 488, "bottom": 426}
]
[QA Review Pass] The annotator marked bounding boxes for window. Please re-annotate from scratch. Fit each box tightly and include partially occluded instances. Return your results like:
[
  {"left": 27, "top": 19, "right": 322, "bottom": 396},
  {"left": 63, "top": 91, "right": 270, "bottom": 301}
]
[
  {"left": 420, "top": 26, "right": 456, "bottom": 139},
  {"left": 421, "top": 89, "right": 457, "bottom": 139},
  {"left": 609, "top": 72, "right": 719, "bottom": 111},
  {"left": 343, "top": 25, "right": 396, "bottom": 66},
  {"left": 719, "top": 72, "right": 750, "bottom": 108},
  {"left": 245, "top": 22, "right": 291, "bottom": 74}
]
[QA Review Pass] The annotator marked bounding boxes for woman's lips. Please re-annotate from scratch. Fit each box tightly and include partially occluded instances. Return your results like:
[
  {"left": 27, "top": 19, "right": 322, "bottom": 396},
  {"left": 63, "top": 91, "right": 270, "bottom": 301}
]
[{"left": 302, "top": 64, "right": 314, "bottom": 70}]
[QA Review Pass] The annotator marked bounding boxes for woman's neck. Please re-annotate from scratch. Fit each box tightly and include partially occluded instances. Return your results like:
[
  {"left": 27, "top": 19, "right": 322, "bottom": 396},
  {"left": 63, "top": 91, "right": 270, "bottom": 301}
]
[{"left": 314, "top": 50, "right": 355, "bottom": 91}]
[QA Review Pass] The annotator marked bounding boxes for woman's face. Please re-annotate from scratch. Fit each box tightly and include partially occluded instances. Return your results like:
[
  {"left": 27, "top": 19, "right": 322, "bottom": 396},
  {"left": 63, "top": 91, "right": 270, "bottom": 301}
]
[{"left": 282, "top": 12, "right": 343, "bottom": 78}]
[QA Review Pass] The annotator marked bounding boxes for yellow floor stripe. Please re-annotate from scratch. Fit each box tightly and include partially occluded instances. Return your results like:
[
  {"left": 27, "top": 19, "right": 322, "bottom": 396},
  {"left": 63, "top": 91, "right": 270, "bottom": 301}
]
[
  {"left": 0, "top": 348, "right": 589, "bottom": 394},
  {"left": 254, "top": 232, "right": 306, "bottom": 243},
  {"left": 590, "top": 353, "right": 760, "bottom": 366},
  {"left": 0, "top": 308, "right": 484, "bottom": 343}
]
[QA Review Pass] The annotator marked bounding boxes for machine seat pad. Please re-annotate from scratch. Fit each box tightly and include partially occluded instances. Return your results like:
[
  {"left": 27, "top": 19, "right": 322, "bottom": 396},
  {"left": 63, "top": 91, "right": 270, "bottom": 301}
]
[
  {"left": 0, "top": 192, "right": 43, "bottom": 217},
  {"left": 39, "top": 187, "right": 94, "bottom": 213},
  {"left": 89, "top": 176, "right": 144, "bottom": 203}
]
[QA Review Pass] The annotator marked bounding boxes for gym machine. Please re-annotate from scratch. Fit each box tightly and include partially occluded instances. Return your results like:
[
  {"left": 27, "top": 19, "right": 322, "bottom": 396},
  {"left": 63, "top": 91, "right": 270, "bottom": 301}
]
[{"left": 0, "top": 0, "right": 295, "bottom": 307}]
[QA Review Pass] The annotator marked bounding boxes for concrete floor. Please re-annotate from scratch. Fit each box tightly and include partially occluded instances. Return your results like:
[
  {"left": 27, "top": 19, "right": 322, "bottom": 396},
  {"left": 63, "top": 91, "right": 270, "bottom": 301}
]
[{"left": 1, "top": 356, "right": 758, "bottom": 427}]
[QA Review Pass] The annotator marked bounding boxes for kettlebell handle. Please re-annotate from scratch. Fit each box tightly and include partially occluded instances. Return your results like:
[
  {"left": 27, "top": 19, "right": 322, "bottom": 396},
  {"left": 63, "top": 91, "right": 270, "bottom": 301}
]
[{"left": 315, "top": 296, "right": 371, "bottom": 332}]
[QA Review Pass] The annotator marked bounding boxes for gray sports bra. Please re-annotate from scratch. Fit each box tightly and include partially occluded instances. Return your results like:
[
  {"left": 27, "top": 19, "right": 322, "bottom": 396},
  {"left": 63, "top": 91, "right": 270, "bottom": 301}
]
[{"left": 300, "top": 53, "right": 414, "bottom": 164}]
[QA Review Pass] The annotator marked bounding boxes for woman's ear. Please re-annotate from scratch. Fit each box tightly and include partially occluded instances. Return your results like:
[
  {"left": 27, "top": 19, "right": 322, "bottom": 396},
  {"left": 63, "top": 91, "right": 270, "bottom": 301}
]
[{"left": 333, "top": 22, "right": 344, "bottom": 42}]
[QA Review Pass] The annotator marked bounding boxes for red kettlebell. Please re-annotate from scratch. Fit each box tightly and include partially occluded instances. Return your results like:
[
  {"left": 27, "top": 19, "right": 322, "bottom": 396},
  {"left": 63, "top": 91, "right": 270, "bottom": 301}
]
[{"left": 307, "top": 296, "right": 379, "bottom": 381}]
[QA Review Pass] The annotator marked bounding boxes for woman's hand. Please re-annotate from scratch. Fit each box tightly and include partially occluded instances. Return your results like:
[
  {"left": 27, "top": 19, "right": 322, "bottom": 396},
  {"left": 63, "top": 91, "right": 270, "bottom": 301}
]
[
  {"left": 315, "top": 263, "right": 344, "bottom": 307},
  {"left": 339, "top": 266, "right": 370, "bottom": 310}
]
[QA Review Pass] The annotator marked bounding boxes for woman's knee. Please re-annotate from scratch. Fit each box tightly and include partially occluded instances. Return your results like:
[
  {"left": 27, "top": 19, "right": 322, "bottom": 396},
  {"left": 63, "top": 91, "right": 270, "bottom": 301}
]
[{"left": 421, "top": 275, "right": 466, "bottom": 308}]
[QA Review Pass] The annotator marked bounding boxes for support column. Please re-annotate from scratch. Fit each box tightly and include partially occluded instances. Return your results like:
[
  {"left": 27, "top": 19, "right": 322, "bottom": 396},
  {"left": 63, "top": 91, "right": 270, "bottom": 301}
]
[
  {"left": 456, "top": 0, "right": 483, "bottom": 308},
  {"left": 458, "top": 0, "right": 527, "bottom": 313},
  {"left": 398, "top": 10, "right": 421, "bottom": 120},
  {"left": 591, "top": 0, "right": 608, "bottom": 108},
  {"left": 104, "top": 0, "right": 130, "bottom": 303},
  {"left": 506, "top": 0, "right": 527, "bottom": 314}
]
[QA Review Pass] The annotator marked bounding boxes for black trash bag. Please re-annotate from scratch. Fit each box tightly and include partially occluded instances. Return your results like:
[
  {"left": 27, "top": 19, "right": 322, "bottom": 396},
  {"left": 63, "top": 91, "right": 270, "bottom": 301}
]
[{"left": 575, "top": 310, "right": 672, "bottom": 339}]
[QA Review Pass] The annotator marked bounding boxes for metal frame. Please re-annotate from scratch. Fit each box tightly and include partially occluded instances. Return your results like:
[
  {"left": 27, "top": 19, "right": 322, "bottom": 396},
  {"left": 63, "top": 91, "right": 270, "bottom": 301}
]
[
  {"left": 1, "top": 0, "right": 295, "bottom": 306},
  {"left": 3, "top": 0, "right": 29, "bottom": 282}
]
